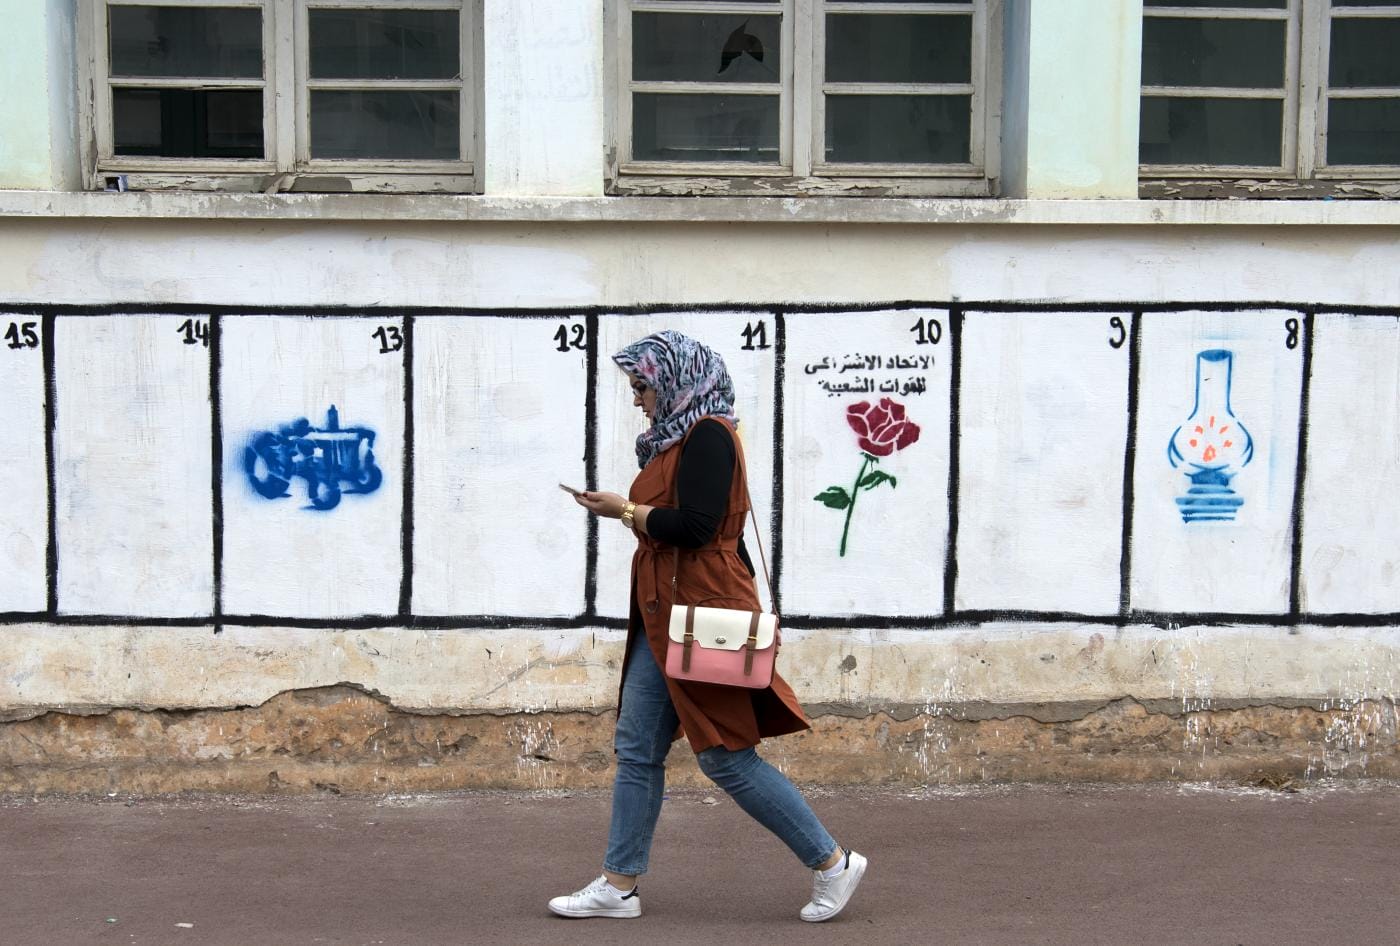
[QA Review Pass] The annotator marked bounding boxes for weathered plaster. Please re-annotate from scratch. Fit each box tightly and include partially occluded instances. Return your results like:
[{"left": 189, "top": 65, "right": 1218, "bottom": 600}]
[
  {"left": 7, "top": 191, "right": 1400, "bottom": 225},
  {"left": 4, "top": 219, "right": 1400, "bottom": 310},
  {"left": 2, "top": 686, "right": 1394, "bottom": 793},
  {"left": 4, "top": 624, "right": 1398, "bottom": 724}
]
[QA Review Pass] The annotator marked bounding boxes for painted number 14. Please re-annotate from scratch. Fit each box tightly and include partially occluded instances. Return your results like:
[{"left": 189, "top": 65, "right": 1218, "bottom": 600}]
[{"left": 176, "top": 318, "right": 209, "bottom": 347}]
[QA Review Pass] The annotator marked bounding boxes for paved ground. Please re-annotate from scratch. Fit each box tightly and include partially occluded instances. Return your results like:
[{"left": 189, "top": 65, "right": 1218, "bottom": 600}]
[{"left": 3, "top": 780, "right": 1398, "bottom": 946}]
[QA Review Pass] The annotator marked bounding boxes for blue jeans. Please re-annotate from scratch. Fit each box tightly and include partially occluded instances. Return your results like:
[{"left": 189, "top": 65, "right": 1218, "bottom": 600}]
[{"left": 603, "top": 631, "right": 838, "bottom": 876}]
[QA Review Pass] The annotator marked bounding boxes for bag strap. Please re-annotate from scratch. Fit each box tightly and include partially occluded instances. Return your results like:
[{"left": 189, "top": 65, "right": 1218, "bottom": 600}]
[{"left": 668, "top": 418, "right": 777, "bottom": 615}]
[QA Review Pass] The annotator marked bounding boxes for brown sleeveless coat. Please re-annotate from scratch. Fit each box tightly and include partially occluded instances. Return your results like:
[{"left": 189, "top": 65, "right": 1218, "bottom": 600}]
[{"left": 623, "top": 417, "right": 809, "bottom": 753}]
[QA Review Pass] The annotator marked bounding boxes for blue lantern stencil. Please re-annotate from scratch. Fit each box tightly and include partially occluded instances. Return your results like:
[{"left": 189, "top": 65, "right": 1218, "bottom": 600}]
[
  {"left": 1167, "top": 349, "right": 1254, "bottom": 523},
  {"left": 244, "top": 406, "right": 382, "bottom": 511}
]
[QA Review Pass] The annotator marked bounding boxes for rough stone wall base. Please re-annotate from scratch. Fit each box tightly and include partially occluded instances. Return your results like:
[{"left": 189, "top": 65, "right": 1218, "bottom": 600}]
[{"left": 1, "top": 686, "right": 1395, "bottom": 794}]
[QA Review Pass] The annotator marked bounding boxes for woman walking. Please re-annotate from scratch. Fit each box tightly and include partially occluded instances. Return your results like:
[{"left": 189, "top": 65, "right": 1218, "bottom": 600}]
[{"left": 551, "top": 330, "right": 867, "bottom": 922}]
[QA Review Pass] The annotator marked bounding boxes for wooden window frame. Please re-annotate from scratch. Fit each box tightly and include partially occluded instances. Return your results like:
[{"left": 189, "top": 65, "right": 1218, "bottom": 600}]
[
  {"left": 1141, "top": 0, "right": 1400, "bottom": 189},
  {"left": 609, "top": 0, "right": 1001, "bottom": 197},
  {"left": 1308, "top": 1, "right": 1400, "bottom": 180},
  {"left": 79, "top": 0, "right": 482, "bottom": 192},
  {"left": 1139, "top": 2, "right": 1301, "bottom": 180}
]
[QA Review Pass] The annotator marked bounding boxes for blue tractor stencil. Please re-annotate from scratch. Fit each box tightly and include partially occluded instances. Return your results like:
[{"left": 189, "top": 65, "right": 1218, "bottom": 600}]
[{"left": 244, "top": 406, "right": 382, "bottom": 511}]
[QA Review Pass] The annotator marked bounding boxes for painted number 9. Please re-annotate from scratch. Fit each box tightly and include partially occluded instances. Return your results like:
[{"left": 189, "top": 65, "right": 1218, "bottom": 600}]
[
  {"left": 1284, "top": 318, "right": 1300, "bottom": 350},
  {"left": 1108, "top": 316, "right": 1127, "bottom": 349}
]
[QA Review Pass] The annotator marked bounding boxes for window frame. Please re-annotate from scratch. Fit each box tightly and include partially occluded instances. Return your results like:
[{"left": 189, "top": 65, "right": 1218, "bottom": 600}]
[
  {"left": 1309, "top": 0, "right": 1400, "bottom": 179},
  {"left": 1139, "top": 1, "right": 1301, "bottom": 180},
  {"left": 609, "top": 0, "right": 1000, "bottom": 197},
  {"left": 80, "top": 0, "right": 482, "bottom": 192},
  {"left": 1140, "top": 0, "right": 1400, "bottom": 188}
]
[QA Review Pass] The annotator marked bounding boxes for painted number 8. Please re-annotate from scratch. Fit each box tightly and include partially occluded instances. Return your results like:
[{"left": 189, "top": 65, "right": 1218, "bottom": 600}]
[{"left": 1284, "top": 318, "right": 1300, "bottom": 350}]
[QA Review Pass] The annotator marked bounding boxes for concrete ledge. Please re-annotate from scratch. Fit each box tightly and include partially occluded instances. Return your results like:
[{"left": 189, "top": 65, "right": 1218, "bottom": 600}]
[
  {"left": 4, "top": 623, "right": 1399, "bottom": 722},
  {"left": 1, "top": 687, "right": 1395, "bottom": 792},
  {"left": 3, "top": 190, "right": 1400, "bottom": 226}
]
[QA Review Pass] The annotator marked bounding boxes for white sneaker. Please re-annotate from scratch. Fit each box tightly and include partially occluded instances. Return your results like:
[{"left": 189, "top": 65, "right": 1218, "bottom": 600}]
[
  {"left": 548, "top": 875, "right": 642, "bottom": 919},
  {"left": 800, "top": 850, "right": 868, "bottom": 922}
]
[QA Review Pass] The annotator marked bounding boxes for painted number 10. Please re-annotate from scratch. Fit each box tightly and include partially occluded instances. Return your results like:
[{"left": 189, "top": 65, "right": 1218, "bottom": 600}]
[
  {"left": 176, "top": 318, "right": 209, "bottom": 348},
  {"left": 909, "top": 316, "right": 942, "bottom": 345},
  {"left": 4, "top": 321, "right": 38, "bottom": 350}
]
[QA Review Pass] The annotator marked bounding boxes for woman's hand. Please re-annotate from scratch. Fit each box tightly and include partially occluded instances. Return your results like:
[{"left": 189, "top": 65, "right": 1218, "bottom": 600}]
[{"left": 573, "top": 490, "right": 627, "bottom": 519}]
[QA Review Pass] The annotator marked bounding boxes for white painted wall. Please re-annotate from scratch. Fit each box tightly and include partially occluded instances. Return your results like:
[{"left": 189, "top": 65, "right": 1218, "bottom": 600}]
[
  {"left": 53, "top": 314, "right": 214, "bottom": 617},
  {"left": 481, "top": 0, "right": 606, "bottom": 197},
  {"left": 1001, "top": 0, "right": 1142, "bottom": 198},
  {"left": 0, "top": 0, "right": 79, "bottom": 191},
  {"left": 0, "top": 314, "right": 46, "bottom": 612},
  {"left": 0, "top": 219, "right": 1397, "bottom": 720}
]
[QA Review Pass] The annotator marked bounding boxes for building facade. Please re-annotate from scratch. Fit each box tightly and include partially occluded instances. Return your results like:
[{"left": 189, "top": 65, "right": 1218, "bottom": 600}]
[{"left": 1, "top": 0, "right": 1398, "bottom": 792}]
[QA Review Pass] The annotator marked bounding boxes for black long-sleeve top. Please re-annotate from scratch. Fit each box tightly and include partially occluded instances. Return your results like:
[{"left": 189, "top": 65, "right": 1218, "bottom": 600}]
[{"left": 644, "top": 419, "right": 756, "bottom": 577}]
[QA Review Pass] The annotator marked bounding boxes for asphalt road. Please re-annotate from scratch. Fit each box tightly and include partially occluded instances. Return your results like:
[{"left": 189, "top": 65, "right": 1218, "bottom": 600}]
[{"left": 3, "top": 781, "right": 1397, "bottom": 946}]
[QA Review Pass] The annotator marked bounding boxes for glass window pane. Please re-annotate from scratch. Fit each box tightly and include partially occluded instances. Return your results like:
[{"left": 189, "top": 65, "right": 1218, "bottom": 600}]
[
  {"left": 1142, "top": 18, "right": 1285, "bottom": 88},
  {"left": 826, "top": 14, "right": 971, "bottom": 84},
  {"left": 112, "top": 88, "right": 263, "bottom": 157},
  {"left": 309, "top": 9, "right": 459, "bottom": 80},
  {"left": 1327, "top": 98, "right": 1400, "bottom": 165},
  {"left": 1144, "top": 0, "right": 1283, "bottom": 7},
  {"left": 632, "top": 93, "right": 779, "bottom": 163},
  {"left": 1332, "top": 1, "right": 1400, "bottom": 6},
  {"left": 109, "top": 5, "right": 262, "bottom": 78},
  {"left": 1329, "top": 18, "right": 1400, "bottom": 88},
  {"left": 1139, "top": 96, "right": 1282, "bottom": 166},
  {"left": 310, "top": 91, "right": 459, "bottom": 160},
  {"left": 632, "top": 14, "right": 781, "bottom": 84},
  {"left": 825, "top": 94, "right": 970, "bottom": 164}
]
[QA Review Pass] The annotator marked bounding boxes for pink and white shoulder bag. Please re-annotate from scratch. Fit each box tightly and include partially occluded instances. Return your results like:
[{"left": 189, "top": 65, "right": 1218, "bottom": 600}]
[{"left": 663, "top": 479, "right": 779, "bottom": 690}]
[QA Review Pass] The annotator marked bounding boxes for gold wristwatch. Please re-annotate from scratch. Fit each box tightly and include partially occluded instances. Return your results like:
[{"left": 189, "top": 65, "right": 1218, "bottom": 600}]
[{"left": 620, "top": 501, "right": 637, "bottom": 529}]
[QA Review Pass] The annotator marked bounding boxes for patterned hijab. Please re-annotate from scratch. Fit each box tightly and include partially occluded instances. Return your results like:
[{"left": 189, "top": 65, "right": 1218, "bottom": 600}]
[{"left": 613, "top": 330, "right": 740, "bottom": 469}]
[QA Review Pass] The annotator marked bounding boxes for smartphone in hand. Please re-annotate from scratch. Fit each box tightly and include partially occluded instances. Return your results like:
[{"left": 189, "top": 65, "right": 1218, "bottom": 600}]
[{"left": 559, "top": 483, "right": 584, "bottom": 497}]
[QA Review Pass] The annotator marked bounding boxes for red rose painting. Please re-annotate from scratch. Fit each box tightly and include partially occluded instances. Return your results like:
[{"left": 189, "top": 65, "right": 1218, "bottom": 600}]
[
  {"left": 814, "top": 398, "right": 921, "bottom": 556},
  {"left": 846, "top": 398, "right": 921, "bottom": 457}
]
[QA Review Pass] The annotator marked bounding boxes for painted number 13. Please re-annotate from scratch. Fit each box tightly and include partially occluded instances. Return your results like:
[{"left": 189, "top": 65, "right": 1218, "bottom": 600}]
[{"left": 373, "top": 325, "right": 404, "bottom": 354}]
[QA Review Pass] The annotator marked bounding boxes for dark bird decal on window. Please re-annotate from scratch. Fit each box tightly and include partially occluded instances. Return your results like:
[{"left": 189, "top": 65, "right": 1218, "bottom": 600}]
[{"left": 719, "top": 19, "right": 765, "bottom": 74}]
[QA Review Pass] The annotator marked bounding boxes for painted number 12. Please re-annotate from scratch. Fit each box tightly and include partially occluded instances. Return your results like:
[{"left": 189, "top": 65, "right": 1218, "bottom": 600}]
[{"left": 553, "top": 323, "right": 586, "bottom": 352}]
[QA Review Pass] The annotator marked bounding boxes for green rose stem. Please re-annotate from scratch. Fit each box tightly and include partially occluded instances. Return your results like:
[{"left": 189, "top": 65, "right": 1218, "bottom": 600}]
[{"left": 839, "top": 453, "right": 874, "bottom": 557}]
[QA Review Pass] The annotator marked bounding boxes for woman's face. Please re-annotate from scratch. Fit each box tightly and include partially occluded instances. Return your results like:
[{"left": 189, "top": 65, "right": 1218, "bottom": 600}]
[{"left": 630, "top": 377, "right": 658, "bottom": 422}]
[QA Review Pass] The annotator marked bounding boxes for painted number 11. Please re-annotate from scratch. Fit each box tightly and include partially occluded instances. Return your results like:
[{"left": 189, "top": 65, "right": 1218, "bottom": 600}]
[{"left": 741, "top": 321, "right": 770, "bottom": 351}]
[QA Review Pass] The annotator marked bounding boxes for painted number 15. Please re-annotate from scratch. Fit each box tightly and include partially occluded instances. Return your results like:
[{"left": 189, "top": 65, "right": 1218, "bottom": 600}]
[{"left": 4, "top": 321, "right": 38, "bottom": 350}]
